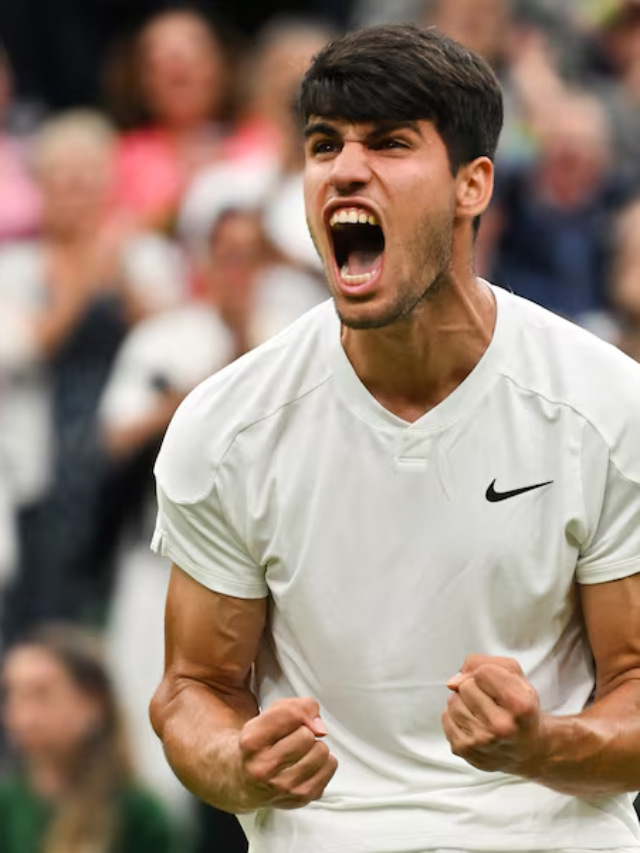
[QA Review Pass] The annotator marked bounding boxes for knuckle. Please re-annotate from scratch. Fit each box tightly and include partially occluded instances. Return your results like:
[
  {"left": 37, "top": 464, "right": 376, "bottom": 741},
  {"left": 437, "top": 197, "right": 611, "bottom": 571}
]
[
  {"left": 239, "top": 728, "right": 259, "bottom": 755},
  {"left": 269, "top": 774, "right": 293, "bottom": 798},
  {"left": 313, "top": 739, "right": 330, "bottom": 761},
  {"left": 249, "top": 756, "right": 276, "bottom": 784},
  {"left": 492, "top": 719, "right": 516, "bottom": 740}
]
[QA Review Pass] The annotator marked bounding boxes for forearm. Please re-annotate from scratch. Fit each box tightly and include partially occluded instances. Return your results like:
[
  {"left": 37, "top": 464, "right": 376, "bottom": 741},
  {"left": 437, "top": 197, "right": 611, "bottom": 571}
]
[
  {"left": 150, "top": 675, "right": 259, "bottom": 812},
  {"left": 531, "top": 679, "right": 640, "bottom": 796}
]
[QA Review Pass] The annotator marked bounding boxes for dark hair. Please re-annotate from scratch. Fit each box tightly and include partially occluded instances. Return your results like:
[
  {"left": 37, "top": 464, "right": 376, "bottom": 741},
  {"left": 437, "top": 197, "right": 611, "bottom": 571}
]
[
  {"left": 299, "top": 23, "right": 504, "bottom": 175},
  {"left": 12, "top": 624, "right": 133, "bottom": 853}
]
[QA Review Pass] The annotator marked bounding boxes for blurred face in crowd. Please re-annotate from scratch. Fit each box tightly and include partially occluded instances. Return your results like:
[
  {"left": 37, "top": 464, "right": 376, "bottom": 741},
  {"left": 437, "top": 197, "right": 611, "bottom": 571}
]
[
  {"left": 424, "top": 0, "right": 511, "bottom": 66},
  {"left": 139, "top": 11, "right": 227, "bottom": 129},
  {"left": 2, "top": 645, "right": 104, "bottom": 764},
  {"left": 206, "top": 209, "right": 269, "bottom": 319},
  {"left": 537, "top": 96, "right": 611, "bottom": 208},
  {"left": 250, "top": 26, "right": 331, "bottom": 124},
  {"left": 34, "top": 126, "right": 115, "bottom": 237}
]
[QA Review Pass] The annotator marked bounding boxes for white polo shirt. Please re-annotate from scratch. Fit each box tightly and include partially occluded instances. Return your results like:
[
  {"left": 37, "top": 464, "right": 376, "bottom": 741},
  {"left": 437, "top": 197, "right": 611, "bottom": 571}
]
[{"left": 152, "top": 284, "right": 640, "bottom": 853}]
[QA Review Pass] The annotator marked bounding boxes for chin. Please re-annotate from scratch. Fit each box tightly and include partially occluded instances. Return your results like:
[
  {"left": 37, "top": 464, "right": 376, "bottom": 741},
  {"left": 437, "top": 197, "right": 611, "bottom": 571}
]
[{"left": 334, "top": 296, "right": 406, "bottom": 331}]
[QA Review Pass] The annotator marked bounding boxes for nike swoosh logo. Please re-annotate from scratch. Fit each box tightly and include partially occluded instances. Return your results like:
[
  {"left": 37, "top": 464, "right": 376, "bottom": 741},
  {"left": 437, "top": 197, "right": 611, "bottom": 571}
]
[{"left": 486, "top": 479, "right": 553, "bottom": 503}]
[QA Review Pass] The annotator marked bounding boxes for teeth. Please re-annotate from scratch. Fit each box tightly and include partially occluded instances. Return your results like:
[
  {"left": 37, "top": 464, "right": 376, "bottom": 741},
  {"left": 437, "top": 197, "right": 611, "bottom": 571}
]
[
  {"left": 329, "top": 208, "right": 379, "bottom": 228},
  {"left": 340, "top": 265, "right": 373, "bottom": 285}
]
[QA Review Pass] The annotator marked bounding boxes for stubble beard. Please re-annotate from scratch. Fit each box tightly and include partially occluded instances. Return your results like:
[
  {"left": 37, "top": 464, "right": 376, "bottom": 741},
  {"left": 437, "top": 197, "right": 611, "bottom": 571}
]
[{"left": 336, "top": 210, "right": 455, "bottom": 331}]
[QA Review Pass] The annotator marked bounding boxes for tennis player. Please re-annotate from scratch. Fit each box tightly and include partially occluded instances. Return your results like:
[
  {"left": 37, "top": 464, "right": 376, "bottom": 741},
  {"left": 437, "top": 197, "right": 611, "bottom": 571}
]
[{"left": 150, "top": 24, "right": 640, "bottom": 853}]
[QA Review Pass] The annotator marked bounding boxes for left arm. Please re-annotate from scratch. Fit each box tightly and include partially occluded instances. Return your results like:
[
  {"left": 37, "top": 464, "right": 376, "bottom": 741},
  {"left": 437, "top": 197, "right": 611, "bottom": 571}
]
[{"left": 442, "top": 572, "right": 640, "bottom": 796}]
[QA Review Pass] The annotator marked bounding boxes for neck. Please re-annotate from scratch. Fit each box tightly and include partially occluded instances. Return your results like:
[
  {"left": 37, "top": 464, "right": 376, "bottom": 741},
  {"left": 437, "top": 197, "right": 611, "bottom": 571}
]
[
  {"left": 26, "top": 755, "right": 75, "bottom": 800},
  {"left": 341, "top": 272, "right": 496, "bottom": 423}
]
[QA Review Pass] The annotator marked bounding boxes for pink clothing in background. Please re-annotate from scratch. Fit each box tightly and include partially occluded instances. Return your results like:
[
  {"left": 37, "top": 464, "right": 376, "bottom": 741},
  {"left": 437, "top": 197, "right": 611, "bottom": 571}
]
[
  {"left": 114, "top": 127, "right": 222, "bottom": 229},
  {"left": 0, "top": 137, "right": 41, "bottom": 242}
]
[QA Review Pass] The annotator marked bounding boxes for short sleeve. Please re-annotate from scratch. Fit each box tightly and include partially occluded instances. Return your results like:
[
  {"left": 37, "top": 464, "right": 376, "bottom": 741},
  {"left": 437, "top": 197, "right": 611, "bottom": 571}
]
[
  {"left": 576, "top": 420, "right": 640, "bottom": 584},
  {"left": 152, "top": 402, "right": 267, "bottom": 599}
]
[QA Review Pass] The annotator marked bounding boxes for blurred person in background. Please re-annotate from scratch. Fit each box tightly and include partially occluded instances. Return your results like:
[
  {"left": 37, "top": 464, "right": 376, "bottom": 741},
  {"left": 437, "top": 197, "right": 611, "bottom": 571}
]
[
  {"left": 587, "top": 1, "right": 640, "bottom": 188},
  {"left": 0, "top": 624, "right": 180, "bottom": 853},
  {"left": 189, "top": 201, "right": 326, "bottom": 358},
  {"left": 225, "top": 17, "right": 333, "bottom": 166},
  {"left": 480, "top": 90, "right": 630, "bottom": 327},
  {"left": 101, "top": 191, "right": 324, "bottom": 851},
  {"left": 420, "top": 0, "right": 578, "bottom": 168},
  {"left": 0, "top": 110, "right": 186, "bottom": 648},
  {"left": 610, "top": 197, "right": 640, "bottom": 360},
  {"left": 0, "top": 46, "right": 41, "bottom": 243},
  {"left": 107, "top": 8, "right": 231, "bottom": 232}
]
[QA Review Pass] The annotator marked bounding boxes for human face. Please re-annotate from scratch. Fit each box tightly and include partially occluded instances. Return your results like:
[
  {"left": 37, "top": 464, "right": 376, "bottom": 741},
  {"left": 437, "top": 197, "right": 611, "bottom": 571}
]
[
  {"left": 39, "top": 140, "right": 113, "bottom": 236},
  {"left": 206, "top": 210, "right": 267, "bottom": 316},
  {"left": 140, "top": 13, "right": 226, "bottom": 128},
  {"left": 2, "top": 647, "right": 103, "bottom": 763},
  {"left": 304, "top": 117, "right": 456, "bottom": 330}
]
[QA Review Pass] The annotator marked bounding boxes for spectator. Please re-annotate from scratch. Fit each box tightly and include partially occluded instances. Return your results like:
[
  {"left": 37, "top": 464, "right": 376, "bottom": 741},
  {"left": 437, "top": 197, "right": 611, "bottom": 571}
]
[
  {"left": 588, "top": 1, "right": 640, "bottom": 187},
  {"left": 611, "top": 198, "right": 640, "bottom": 359},
  {"left": 108, "top": 9, "right": 230, "bottom": 232},
  {"left": 0, "top": 46, "right": 41, "bottom": 243},
  {"left": 482, "top": 91, "right": 629, "bottom": 325},
  {"left": 225, "top": 17, "right": 333, "bottom": 166},
  {"left": 0, "top": 624, "right": 180, "bottom": 853},
  {"left": 0, "top": 110, "right": 185, "bottom": 646},
  {"left": 101, "top": 196, "right": 324, "bottom": 835}
]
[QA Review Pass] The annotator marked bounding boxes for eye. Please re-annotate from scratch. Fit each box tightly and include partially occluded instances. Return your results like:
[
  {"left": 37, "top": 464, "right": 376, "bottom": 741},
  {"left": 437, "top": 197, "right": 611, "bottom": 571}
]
[
  {"left": 372, "top": 138, "right": 409, "bottom": 151},
  {"left": 310, "top": 139, "right": 339, "bottom": 156}
]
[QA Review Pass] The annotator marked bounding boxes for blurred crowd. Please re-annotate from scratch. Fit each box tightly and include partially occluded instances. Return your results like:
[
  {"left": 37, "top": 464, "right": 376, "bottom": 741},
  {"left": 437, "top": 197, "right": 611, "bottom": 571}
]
[{"left": 2, "top": 0, "right": 640, "bottom": 851}]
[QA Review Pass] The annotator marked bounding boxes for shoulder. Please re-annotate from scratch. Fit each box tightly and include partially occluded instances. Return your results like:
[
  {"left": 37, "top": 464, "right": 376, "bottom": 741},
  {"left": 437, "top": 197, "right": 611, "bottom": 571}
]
[
  {"left": 497, "top": 288, "right": 640, "bottom": 477},
  {"left": 155, "top": 299, "right": 335, "bottom": 503}
]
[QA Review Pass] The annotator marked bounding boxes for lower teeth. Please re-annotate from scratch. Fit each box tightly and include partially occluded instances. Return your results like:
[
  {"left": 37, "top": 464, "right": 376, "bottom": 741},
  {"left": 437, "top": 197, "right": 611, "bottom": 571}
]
[{"left": 340, "top": 265, "right": 373, "bottom": 285}]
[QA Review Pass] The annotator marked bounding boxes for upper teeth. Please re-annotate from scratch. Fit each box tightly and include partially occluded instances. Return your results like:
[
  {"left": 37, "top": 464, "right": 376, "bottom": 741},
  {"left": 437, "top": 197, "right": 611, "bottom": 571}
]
[{"left": 329, "top": 208, "right": 378, "bottom": 228}]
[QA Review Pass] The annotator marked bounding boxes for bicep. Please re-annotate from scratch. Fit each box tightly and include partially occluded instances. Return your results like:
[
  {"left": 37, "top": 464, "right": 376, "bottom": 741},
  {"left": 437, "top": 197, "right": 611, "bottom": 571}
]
[
  {"left": 164, "top": 563, "right": 267, "bottom": 693},
  {"left": 580, "top": 572, "right": 640, "bottom": 699}
]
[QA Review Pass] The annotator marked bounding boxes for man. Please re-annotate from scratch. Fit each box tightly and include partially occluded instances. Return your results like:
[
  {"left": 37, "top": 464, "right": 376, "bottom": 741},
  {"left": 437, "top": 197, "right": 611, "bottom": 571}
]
[{"left": 150, "top": 24, "right": 640, "bottom": 853}]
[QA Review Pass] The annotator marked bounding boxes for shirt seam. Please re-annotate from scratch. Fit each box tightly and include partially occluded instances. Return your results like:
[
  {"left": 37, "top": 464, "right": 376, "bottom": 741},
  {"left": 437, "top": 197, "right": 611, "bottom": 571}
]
[
  {"left": 496, "top": 370, "right": 640, "bottom": 487},
  {"left": 166, "top": 370, "right": 334, "bottom": 507}
]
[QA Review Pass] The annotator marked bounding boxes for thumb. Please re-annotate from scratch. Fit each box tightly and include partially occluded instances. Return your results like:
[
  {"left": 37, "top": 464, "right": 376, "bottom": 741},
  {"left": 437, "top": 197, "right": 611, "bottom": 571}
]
[
  {"left": 296, "top": 696, "right": 328, "bottom": 737},
  {"left": 447, "top": 672, "right": 465, "bottom": 691},
  {"left": 308, "top": 716, "right": 328, "bottom": 737}
]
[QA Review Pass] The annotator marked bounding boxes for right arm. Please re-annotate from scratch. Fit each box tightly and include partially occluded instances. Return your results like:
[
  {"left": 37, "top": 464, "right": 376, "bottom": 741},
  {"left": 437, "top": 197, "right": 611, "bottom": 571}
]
[{"left": 150, "top": 564, "right": 337, "bottom": 814}]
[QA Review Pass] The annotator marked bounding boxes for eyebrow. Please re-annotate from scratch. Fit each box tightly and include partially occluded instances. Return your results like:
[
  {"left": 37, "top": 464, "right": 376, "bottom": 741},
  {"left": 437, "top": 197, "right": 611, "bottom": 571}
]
[{"left": 303, "top": 120, "right": 422, "bottom": 141}]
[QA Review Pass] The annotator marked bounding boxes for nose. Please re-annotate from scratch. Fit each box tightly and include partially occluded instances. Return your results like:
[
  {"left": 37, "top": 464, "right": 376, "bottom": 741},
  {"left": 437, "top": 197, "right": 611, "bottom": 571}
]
[{"left": 329, "top": 141, "right": 372, "bottom": 194}]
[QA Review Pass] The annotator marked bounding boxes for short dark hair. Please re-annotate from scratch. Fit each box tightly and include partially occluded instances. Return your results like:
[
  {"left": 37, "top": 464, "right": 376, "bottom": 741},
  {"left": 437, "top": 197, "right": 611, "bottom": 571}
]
[{"left": 299, "top": 24, "right": 504, "bottom": 175}]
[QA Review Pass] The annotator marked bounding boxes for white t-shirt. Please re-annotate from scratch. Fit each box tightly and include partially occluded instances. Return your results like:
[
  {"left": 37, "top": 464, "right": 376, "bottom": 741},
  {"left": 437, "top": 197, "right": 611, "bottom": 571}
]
[{"left": 152, "top": 284, "right": 640, "bottom": 853}]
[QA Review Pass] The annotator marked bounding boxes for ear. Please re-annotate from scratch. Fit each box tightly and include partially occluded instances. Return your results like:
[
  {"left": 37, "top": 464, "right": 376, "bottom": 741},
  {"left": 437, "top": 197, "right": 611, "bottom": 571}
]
[{"left": 454, "top": 157, "right": 494, "bottom": 223}]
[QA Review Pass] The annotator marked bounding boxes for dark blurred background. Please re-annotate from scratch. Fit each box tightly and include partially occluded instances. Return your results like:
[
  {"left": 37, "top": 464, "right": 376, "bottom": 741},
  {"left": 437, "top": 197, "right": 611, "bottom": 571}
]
[{"left": 1, "top": 1, "right": 640, "bottom": 851}]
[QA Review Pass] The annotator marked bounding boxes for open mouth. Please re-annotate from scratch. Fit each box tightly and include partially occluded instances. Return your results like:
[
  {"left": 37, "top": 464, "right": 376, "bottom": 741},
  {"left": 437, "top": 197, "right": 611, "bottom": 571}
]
[{"left": 329, "top": 208, "right": 385, "bottom": 286}]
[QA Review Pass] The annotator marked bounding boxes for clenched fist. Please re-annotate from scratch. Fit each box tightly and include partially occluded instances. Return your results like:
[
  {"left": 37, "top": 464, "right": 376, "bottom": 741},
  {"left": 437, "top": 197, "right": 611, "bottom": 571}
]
[
  {"left": 236, "top": 697, "right": 338, "bottom": 810},
  {"left": 441, "top": 655, "right": 546, "bottom": 777}
]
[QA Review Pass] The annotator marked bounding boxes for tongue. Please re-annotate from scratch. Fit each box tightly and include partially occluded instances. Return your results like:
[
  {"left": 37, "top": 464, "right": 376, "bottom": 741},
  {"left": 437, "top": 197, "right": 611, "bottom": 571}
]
[{"left": 346, "top": 248, "right": 381, "bottom": 276}]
